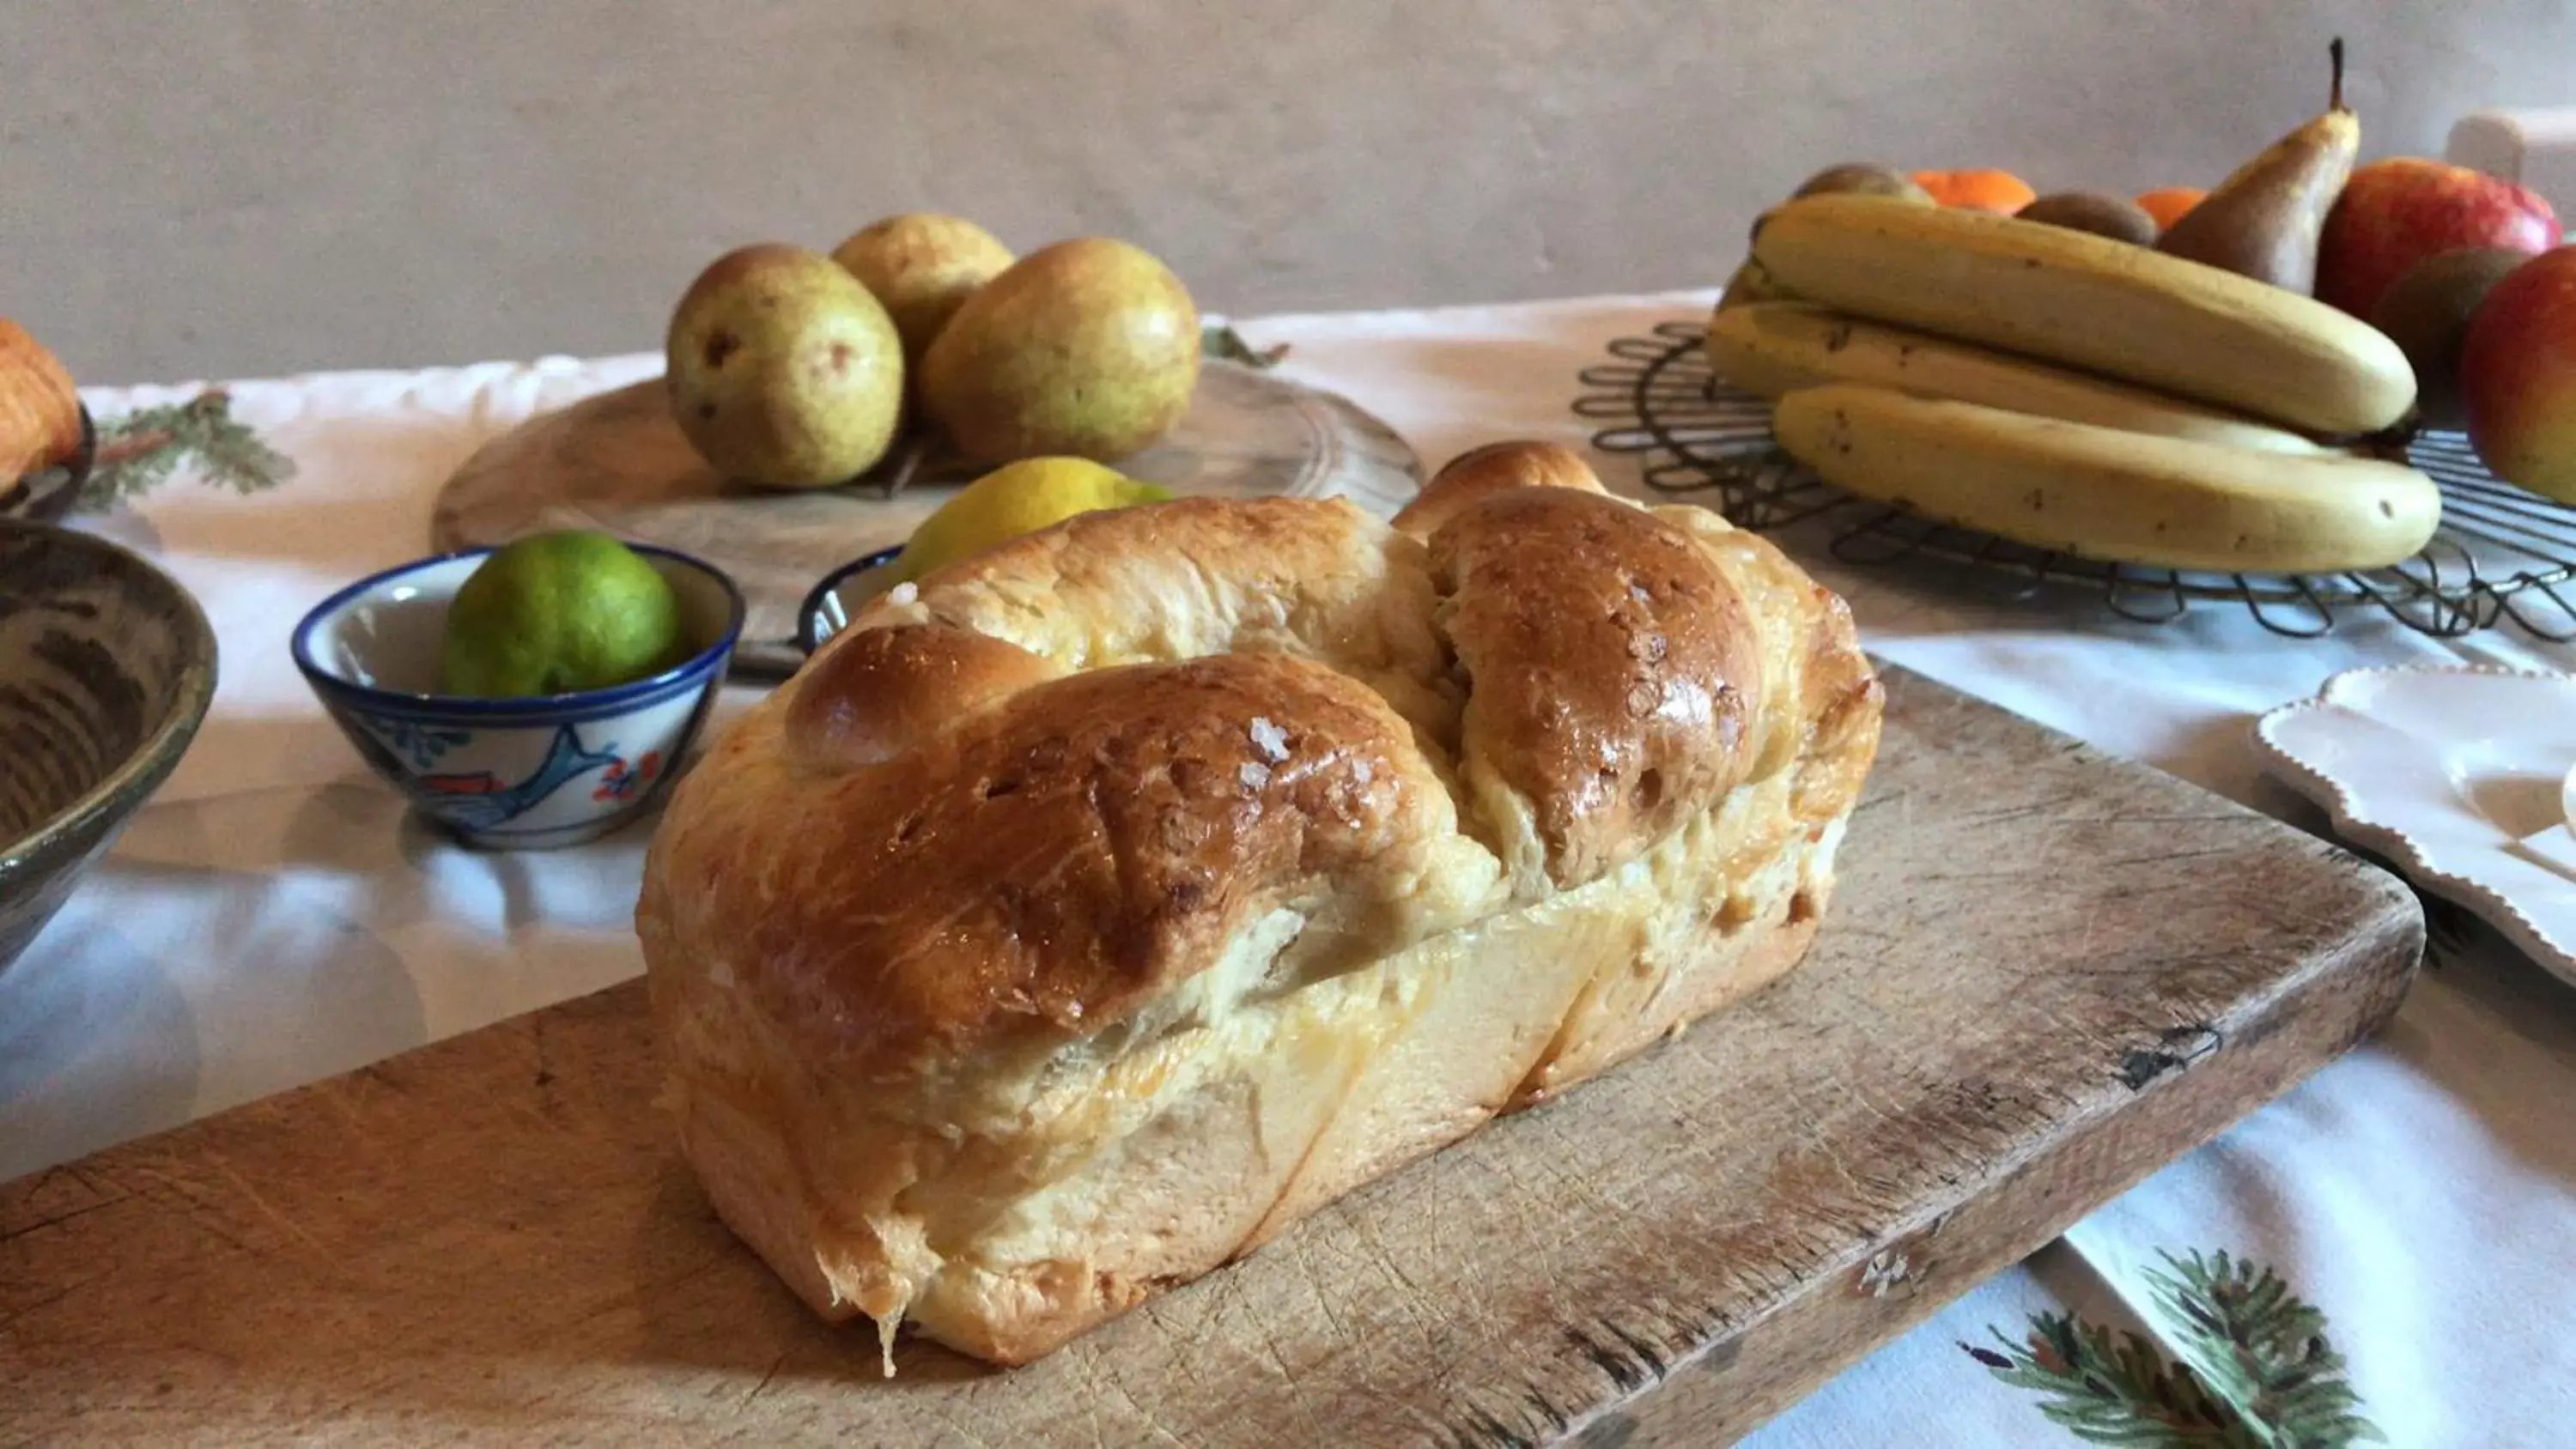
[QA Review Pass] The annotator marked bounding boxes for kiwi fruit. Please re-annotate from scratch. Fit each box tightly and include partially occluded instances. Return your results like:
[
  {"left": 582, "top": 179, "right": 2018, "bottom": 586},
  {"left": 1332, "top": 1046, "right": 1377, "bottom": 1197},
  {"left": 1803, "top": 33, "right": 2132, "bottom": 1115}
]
[
  {"left": 2015, "top": 191, "right": 2161, "bottom": 246},
  {"left": 2372, "top": 247, "right": 2531, "bottom": 430},
  {"left": 1791, "top": 162, "right": 1933, "bottom": 204}
]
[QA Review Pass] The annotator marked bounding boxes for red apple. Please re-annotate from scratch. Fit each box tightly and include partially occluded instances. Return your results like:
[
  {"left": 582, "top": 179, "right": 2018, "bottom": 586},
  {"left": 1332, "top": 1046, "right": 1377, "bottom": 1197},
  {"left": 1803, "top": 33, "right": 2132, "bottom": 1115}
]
[
  {"left": 2317, "top": 158, "right": 2557, "bottom": 318},
  {"left": 2458, "top": 246, "right": 2576, "bottom": 503}
]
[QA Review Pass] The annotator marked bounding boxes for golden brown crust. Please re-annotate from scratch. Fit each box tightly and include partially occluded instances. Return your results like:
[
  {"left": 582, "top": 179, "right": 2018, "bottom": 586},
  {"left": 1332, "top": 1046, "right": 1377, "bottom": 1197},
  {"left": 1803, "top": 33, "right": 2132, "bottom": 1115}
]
[
  {"left": 677, "top": 647, "right": 1451, "bottom": 1070},
  {"left": 885, "top": 494, "right": 1443, "bottom": 683},
  {"left": 1786, "top": 567, "right": 1883, "bottom": 827},
  {"left": 1706, "top": 522, "right": 1883, "bottom": 827},
  {"left": 782, "top": 621, "right": 1061, "bottom": 770},
  {"left": 637, "top": 450, "right": 1884, "bottom": 1367},
  {"left": 887, "top": 494, "right": 1386, "bottom": 623},
  {"left": 1430, "top": 488, "right": 1764, "bottom": 888},
  {"left": 857, "top": 491, "right": 1467, "bottom": 763},
  {"left": 0, "top": 320, "right": 83, "bottom": 481},
  {"left": 1392, "top": 440, "right": 1606, "bottom": 541}
]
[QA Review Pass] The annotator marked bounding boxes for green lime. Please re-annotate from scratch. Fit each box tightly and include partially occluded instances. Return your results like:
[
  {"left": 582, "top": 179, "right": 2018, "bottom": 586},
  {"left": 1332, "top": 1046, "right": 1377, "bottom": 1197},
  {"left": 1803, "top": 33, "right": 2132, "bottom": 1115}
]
[{"left": 439, "top": 531, "right": 686, "bottom": 698}]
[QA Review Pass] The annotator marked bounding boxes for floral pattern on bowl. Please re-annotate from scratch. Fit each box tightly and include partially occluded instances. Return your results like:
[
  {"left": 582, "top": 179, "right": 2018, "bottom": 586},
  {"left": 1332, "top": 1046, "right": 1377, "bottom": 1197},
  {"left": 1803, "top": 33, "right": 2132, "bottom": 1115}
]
[
  {"left": 2254, "top": 665, "right": 2576, "bottom": 986},
  {"left": 291, "top": 545, "right": 743, "bottom": 851}
]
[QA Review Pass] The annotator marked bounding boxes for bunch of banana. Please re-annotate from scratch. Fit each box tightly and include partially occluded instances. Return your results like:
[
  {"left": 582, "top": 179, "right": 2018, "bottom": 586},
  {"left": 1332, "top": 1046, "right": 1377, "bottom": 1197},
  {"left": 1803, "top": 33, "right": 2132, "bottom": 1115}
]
[{"left": 1713, "top": 194, "right": 2437, "bottom": 573}]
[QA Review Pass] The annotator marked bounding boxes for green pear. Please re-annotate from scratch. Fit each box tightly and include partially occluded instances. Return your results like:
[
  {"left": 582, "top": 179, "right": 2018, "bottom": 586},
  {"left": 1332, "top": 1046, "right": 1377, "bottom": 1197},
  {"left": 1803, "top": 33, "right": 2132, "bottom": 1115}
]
[
  {"left": 919, "top": 238, "right": 1200, "bottom": 465},
  {"left": 830, "top": 214, "right": 1016, "bottom": 367},
  {"left": 665, "top": 244, "right": 904, "bottom": 490}
]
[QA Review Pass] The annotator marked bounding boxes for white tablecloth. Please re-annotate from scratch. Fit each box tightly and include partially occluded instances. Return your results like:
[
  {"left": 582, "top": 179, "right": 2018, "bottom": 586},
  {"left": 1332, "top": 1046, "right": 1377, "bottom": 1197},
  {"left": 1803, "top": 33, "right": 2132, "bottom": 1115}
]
[{"left": 9, "top": 292, "right": 2573, "bottom": 1446}]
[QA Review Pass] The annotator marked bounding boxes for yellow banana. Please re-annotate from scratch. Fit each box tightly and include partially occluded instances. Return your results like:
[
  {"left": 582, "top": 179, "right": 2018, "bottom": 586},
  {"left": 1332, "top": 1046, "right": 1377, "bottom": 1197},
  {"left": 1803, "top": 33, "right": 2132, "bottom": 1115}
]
[
  {"left": 1707, "top": 302, "right": 2332, "bottom": 454},
  {"left": 1772, "top": 384, "right": 2441, "bottom": 573},
  {"left": 1751, "top": 195, "right": 2416, "bottom": 436}
]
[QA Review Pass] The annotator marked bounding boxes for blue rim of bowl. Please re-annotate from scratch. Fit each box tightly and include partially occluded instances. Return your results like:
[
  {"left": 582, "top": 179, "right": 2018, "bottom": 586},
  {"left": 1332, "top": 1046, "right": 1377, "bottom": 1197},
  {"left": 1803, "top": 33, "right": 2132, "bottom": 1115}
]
[
  {"left": 795, "top": 544, "right": 905, "bottom": 658},
  {"left": 289, "top": 543, "right": 747, "bottom": 719}
]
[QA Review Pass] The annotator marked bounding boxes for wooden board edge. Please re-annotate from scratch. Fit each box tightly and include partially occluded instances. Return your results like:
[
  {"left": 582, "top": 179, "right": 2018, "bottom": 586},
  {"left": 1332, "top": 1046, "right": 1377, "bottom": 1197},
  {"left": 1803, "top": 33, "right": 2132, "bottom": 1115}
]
[{"left": 1459, "top": 864, "right": 2427, "bottom": 1448}]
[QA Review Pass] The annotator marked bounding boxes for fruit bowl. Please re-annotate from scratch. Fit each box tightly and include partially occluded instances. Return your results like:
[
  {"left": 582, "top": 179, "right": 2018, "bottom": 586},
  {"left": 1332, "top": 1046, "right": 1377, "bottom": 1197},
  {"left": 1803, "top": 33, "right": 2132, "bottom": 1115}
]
[
  {"left": 291, "top": 546, "right": 744, "bottom": 850},
  {"left": 0, "top": 519, "right": 216, "bottom": 977},
  {"left": 1580, "top": 319, "right": 2576, "bottom": 640}
]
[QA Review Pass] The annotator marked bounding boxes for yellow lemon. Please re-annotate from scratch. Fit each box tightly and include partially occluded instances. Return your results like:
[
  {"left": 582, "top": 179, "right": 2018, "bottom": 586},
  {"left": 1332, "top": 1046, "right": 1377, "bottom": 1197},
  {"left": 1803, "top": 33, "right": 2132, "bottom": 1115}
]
[{"left": 893, "top": 457, "right": 1171, "bottom": 582}]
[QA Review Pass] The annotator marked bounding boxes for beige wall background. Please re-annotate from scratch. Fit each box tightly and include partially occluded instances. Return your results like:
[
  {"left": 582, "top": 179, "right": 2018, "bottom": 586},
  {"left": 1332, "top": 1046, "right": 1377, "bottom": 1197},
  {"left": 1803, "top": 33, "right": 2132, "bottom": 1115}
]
[{"left": 6, "top": 1, "right": 2573, "bottom": 385}]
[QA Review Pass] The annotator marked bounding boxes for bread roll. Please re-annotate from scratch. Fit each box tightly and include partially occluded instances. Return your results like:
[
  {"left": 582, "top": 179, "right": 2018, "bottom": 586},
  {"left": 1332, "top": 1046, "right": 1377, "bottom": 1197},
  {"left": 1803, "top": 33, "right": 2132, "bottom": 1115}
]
[
  {"left": 635, "top": 440, "right": 1883, "bottom": 1368},
  {"left": 0, "top": 321, "right": 82, "bottom": 482}
]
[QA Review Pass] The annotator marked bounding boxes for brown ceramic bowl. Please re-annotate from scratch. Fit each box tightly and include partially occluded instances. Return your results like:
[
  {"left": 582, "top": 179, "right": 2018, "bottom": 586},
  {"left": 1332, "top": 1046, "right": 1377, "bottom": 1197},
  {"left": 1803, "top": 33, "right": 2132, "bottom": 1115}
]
[{"left": 0, "top": 519, "right": 216, "bottom": 973}]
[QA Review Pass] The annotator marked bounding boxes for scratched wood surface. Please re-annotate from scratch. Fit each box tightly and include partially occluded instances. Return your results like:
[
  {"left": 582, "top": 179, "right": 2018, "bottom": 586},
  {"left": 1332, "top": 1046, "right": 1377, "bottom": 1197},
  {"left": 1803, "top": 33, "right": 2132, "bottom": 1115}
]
[{"left": 0, "top": 667, "right": 2423, "bottom": 1447}]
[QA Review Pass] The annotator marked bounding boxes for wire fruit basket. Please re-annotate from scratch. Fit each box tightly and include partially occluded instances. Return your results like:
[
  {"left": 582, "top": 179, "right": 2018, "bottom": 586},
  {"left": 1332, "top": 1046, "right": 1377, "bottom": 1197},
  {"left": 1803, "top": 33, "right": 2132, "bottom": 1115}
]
[{"left": 1576, "top": 319, "right": 2576, "bottom": 640}]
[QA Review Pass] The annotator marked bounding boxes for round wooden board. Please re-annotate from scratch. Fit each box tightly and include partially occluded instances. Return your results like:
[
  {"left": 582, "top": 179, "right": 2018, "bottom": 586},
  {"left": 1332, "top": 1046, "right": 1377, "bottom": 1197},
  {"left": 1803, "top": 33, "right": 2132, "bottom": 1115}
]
[{"left": 431, "top": 361, "right": 1421, "bottom": 676}]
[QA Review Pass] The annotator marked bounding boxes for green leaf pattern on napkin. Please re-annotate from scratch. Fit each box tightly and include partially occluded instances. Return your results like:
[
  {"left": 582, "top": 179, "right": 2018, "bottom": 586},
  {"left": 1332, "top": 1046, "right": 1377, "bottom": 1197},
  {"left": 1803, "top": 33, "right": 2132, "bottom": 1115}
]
[
  {"left": 81, "top": 390, "right": 295, "bottom": 510},
  {"left": 1968, "top": 1250, "right": 2384, "bottom": 1447}
]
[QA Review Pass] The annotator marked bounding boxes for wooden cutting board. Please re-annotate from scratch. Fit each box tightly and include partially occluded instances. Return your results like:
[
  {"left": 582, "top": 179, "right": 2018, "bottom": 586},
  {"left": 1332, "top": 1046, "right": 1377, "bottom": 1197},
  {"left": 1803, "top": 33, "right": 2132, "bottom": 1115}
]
[
  {"left": 0, "top": 666, "right": 2422, "bottom": 1447},
  {"left": 430, "top": 360, "right": 1422, "bottom": 676}
]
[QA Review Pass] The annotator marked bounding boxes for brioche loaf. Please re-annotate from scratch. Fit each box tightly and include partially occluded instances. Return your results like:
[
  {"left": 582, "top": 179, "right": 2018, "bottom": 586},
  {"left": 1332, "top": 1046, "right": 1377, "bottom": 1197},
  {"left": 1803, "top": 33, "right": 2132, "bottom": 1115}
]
[{"left": 635, "top": 440, "right": 1883, "bottom": 1367}]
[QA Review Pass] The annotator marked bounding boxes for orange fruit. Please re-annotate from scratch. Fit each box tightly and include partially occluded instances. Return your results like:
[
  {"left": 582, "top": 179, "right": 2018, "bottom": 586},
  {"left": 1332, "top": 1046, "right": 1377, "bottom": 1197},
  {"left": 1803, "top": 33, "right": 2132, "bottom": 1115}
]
[
  {"left": 2135, "top": 188, "right": 2208, "bottom": 231},
  {"left": 1911, "top": 169, "right": 2038, "bottom": 215}
]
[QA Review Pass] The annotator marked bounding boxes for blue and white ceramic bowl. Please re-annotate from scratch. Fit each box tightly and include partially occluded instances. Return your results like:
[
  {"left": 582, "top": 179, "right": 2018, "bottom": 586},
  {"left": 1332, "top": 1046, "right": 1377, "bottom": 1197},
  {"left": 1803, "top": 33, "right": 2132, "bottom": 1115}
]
[{"left": 292, "top": 544, "right": 744, "bottom": 851}]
